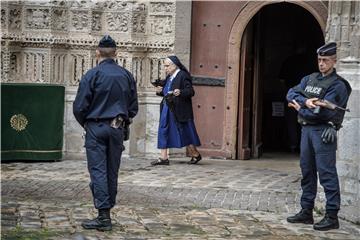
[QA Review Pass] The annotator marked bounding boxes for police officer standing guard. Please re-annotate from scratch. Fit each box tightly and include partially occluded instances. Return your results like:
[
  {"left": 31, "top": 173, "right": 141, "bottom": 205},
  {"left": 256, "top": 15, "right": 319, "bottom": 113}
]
[
  {"left": 73, "top": 35, "right": 138, "bottom": 231},
  {"left": 286, "top": 42, "right": 351, "bottom": 231}
]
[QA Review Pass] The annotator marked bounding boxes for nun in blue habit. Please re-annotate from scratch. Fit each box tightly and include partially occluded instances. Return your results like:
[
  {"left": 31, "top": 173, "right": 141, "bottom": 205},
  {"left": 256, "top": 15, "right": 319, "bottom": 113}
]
[{"left": 151, "top": 56, "right": 202, "bottom": 166}]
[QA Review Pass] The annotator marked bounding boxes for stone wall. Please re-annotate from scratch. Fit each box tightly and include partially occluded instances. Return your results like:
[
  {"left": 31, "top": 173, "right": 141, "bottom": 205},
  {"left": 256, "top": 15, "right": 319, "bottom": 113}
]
[
  {"left": 326, "top": 1, "right": 360, "bottom": 224},
  {"left": 0, "top": 0, "right": 192, "bottom": 159}
]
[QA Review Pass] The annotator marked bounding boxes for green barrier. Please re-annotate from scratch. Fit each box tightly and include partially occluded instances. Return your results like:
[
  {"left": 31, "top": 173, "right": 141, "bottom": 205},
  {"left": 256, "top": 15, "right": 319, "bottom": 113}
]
[{"left": 1, "top": 83, "right": 65, "bottom": 161}]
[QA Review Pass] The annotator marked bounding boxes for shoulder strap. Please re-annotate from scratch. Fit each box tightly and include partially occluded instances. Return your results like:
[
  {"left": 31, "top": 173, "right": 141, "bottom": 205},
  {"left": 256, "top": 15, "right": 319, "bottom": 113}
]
[{"left": 338, "top": 76, "right": 352, "bottom": 96}]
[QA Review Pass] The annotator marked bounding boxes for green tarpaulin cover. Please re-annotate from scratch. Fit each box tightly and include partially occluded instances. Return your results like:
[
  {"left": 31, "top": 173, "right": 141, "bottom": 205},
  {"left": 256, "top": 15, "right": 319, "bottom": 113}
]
[{"left": 1, "top": 83, "right": 65, "bottom": 161}]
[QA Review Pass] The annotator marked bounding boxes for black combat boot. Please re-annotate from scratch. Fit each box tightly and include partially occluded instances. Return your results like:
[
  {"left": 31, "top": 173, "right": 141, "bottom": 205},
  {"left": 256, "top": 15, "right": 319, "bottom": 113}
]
[
  {"left": 287, "top": 209, "right": 314, "bottom": 224},
  {"left": 81, "top": 208, "right": 112, "bottom": 231},
  {"left": 313, "top": 212, "right": 339, "bottom": 231}
]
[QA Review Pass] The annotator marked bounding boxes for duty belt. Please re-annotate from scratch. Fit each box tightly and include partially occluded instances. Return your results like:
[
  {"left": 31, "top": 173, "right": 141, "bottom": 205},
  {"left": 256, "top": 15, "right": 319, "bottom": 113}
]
[
  {"left": 297, "top": 115, "right": 317, "bottom": 126},
  {"left": 90, "top": 116, "right": 125, "bottom": 129}
]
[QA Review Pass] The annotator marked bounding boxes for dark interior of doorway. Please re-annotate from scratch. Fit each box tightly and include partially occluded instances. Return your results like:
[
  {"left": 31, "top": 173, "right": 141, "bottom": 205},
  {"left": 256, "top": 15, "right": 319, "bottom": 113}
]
[{"left": 245, "top": 3, "right": 325, "bottom": 157}]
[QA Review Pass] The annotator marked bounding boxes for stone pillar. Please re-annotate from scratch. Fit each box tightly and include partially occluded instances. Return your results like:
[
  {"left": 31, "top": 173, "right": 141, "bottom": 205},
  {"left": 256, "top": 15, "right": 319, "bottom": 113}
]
[
  {"left": 174, "top": 0, "right": 192, "bottom": 69},
  {"left": 337, "top": 59, "right": 360, "bottom": 223},
  {"left": 1, "top": 1, "right": 9, "bottom": 82},
  {"left": 0, "top": 41, "right": 10, "bottom": 82},
  {"left": 326, "top": 1, "right": 360, "bottom": 223}
]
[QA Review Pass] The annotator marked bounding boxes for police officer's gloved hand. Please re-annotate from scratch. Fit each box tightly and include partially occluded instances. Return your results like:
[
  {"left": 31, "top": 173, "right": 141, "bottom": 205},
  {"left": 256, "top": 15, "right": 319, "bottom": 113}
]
[{"left": 321, "top": 125, "right": 337, "bottom": 143}]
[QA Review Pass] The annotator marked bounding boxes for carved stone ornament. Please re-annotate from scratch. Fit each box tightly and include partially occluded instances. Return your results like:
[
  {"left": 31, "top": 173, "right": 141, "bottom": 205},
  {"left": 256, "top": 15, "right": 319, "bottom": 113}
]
[
  {"left": 1, "top": 0, "right": 177, "bottom": 85},
  {"left": 1, "top": 9, "right": 6, "bottom": 28},
  {"left": 26, "top": 8, "right": 50, "bottom": 29},
  {"left": 150, "top": 2, "right": 173, "bottom": 14},
  {"left": 106, "top": 12, "right": 129, "bottom": 32},
  {"left": 92, "top": 11, "right": 102, "bottom": 31},
  {"left": 150, "top": 16, "right": 172, "bottom": 35},
  {"left": 52, "top": 9, "right": 68, "bottom": 31},
  {"left": 71, "top": 10, "right": 89, "bottom": 31},
  {"left": 133, "top": 2, "right": 146, "bottom": 12},
  {"left": 67, "top": 0, "right": 93, "bottom": 9},
  {"left": 132, "top": 11, "right": 146, "bottom": 33},
  {"left": 103, "top": 1, "right": 131, "bottom": 11},
  {"left": 9, "top": 8, "right": 22, "bottom": 30}
]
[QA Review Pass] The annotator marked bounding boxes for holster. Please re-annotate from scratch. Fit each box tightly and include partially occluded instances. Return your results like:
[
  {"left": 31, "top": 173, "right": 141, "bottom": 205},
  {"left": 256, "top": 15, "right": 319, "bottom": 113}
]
[
  {"left": 110, "top": 116, "right": 125, "bottom": 129},
  {"left": 123, "top": 124, "right": 130, "bottom": 141}
]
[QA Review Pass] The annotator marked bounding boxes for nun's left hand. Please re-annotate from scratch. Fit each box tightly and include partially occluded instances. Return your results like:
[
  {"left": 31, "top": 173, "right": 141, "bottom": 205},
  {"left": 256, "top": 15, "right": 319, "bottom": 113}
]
[{"left": 174, "top": 89, "right": 181, "bottom": 96}]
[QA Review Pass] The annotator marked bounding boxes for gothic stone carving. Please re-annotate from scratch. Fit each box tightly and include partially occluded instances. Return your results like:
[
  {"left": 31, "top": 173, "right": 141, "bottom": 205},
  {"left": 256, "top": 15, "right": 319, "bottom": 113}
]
[
  {"left": 148, "top": 2, "right": 174, "bottom": 35},
  {"left": 1, "top": 50, "right": 10, "bottom": 82},
  {"left": 150, "top": 57, "right": 166, "bottom": 82},
  {"left": 1, "top": 0, "right": 176, "bottom": 86},
  {"left": 106, "top": 12, "right": 130, "bottom": 32},
  {"left": 327, "top": 1, "right": 360, "bottom": 60},
  {"left": 67, "top": 0, "right": 93, "bottom": 9},
  {"left": 150, "top": 2, "right": 173, "bottom": 14},
  {"left": 91, "top": 11, "right": 102, "bottom": 31},
  {"left": 23, "top": 51, "right": 49, "bottom": 83},
  {"left": 71, "top": 10, "right": 89, "bottom": 31},
  {"left": 51, "top": 53, "right": 67, "bottom": 84},
  {"left": 132, "top": 10, "right": 146, "bottom": 33},
  {"left": 68, "top": 51, "right": 91, "bottom": 86},
  {"left": 115, "top": 55, "right": 128, "bottom": 69},
  {"left": 52, "top": 8, "right": 68, "bottom": 31},
  {"left": 102, "top": 1, "right": 132, "bottom": 11},
  {"left": 132, "top": 57, "right": 146, "bottom": 84},
  {"left": 149, "top": 16, "right": 173, "bottom": 35},
  {"left": 9, "top": 52, "right": 20, "bottom": 81},
  {"left": 1, "top": 9, "right": 6, "bottom": 29},
  {"left": 26, "top": 8, "right": 50, "bottom": 29},
  {"left": 9, "top": 8, "right": 22, "bottom": 30}
]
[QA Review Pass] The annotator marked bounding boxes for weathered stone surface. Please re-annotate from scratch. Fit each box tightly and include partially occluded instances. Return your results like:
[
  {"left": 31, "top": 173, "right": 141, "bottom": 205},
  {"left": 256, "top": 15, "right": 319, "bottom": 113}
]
[
  {"left": 328, "top": 1, "right": 360, "bottom": 224},
  {"left": 0, "top": 0, "right": 182, "bottom": 158}
]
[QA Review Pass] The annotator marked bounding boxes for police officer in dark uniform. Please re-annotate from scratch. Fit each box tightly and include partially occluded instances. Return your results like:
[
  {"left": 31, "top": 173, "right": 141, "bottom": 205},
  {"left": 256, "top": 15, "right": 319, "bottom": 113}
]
[
  {"left": 73, "top": 35, "right": 138, "bottom": 231},
  {"left": 286, "top": 42, "right": 352, "bottom": 231}
]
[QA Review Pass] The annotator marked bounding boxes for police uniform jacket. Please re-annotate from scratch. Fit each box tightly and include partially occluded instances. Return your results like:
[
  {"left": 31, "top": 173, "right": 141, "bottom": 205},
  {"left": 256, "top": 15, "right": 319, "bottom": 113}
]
[
  {"left": 157, "top": 70, "right": 195, "bottom": 122},
  {"left": 73, "top": 58, "right": 138, "bottom": 127},
  {"left": 286, "top": 69, "right": 350, "bottom": 126}
]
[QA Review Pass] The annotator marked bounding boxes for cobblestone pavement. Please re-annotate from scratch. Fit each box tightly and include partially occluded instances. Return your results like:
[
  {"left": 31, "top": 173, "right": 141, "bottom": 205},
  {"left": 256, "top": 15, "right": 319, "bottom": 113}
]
[{"left": 2, "top": 153, "right": 360, "bottom": 239}]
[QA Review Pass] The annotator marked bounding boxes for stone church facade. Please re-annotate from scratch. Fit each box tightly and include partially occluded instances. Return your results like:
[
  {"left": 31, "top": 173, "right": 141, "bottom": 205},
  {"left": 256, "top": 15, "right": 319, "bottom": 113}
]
[
  {"left": 1, "top": 1, "right": 359, "bottom": 223},
  {"left": 1, "top": 0, "right": 191, "bottom": 158}
]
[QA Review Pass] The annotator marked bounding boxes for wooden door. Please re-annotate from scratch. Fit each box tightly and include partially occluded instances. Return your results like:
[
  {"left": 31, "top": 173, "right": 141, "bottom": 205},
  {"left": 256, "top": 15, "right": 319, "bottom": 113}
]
[
  {"left": 237, "top": 21, "right": 254, "bottom": 160},
  {"left": 190, "top": 1, "right": 246, "bottom": 158},
  {"left": 251, "top": 15, "right": 263, "bottom": 158}
]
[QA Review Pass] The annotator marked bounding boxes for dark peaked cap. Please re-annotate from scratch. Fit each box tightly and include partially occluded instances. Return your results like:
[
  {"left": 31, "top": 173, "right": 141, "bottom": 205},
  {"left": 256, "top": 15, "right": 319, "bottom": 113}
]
[
  {"left": 317, "top": 42, "right": 337, "bottom": 56},
  {"left": 98, "top": 35, "right": 116, "bottom": 48}
]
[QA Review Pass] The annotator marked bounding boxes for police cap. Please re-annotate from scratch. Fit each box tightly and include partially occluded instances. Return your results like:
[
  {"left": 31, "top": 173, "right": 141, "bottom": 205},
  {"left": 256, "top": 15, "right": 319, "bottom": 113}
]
[
  {"left": 98, "top": 35, "right": 116, "bottom": 48},
  {"left": 317, "top": 42, "right": 336, "bottom": 56}
]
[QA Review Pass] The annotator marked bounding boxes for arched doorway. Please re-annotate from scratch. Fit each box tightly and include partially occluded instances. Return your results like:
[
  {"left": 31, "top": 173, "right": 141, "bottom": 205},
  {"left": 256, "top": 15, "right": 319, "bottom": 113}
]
[{"left": 224, "top": 2, "right": 326, "bottom": 159}]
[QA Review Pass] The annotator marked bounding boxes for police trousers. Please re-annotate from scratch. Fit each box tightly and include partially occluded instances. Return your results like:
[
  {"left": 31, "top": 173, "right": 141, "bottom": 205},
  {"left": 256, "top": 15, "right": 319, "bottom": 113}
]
[
  {"left": 300, "top": 125, "right": 340, "bottom": 213},
  {"left": 85, "top": 120, "right": 124, "bottom": 209}
]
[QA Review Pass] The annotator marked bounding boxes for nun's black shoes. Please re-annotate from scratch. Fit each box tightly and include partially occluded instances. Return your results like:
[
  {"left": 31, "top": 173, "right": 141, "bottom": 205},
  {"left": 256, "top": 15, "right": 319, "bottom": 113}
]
[
  {"left": 151, "top": 158, "right": 170, "bottom": 166},
  {"left": 188, "top": 154, "right": 202, "bottom": 164}
]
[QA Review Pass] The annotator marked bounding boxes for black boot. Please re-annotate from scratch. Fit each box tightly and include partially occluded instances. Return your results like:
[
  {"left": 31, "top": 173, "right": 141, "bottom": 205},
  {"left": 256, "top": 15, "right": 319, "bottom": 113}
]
[
  {"left": 287, "top": 209, "right": 314, "bottom": 224},
  {"left": 313, "top": 213, "right": 339, "bottom": 231},
  {"left": 81, "top": 209, "right": 112, "bottom": 231}
]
